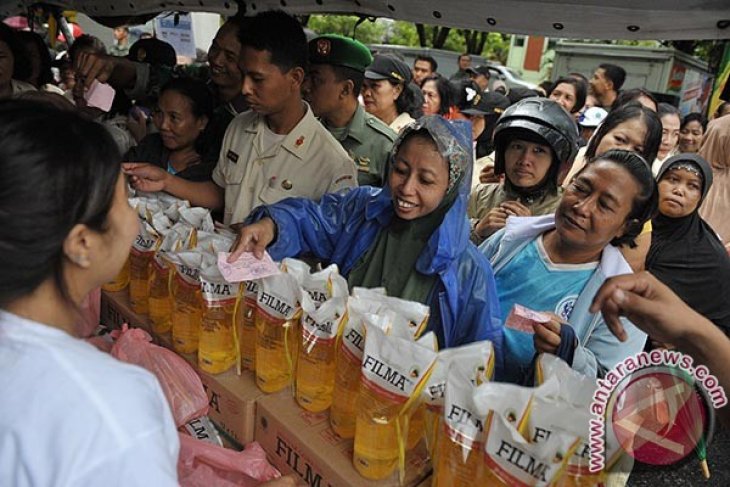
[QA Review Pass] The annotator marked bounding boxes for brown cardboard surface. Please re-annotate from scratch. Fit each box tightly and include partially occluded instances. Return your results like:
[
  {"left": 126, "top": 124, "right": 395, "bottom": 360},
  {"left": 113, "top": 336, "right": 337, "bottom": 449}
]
[
  {"left": 255, "top": 391, "right": 432, "bottom": 487},
  {"left": 101, "top": 290, "right": 264, "bottom": 447},
  {"left": 100, "top": 290, "right": 151, "bottom": 331}
]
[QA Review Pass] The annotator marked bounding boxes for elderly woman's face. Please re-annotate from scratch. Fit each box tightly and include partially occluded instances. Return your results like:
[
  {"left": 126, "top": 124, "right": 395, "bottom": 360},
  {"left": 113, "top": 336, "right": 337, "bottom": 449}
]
[
  {"left": 389, "top": 135, "right": 449, "bottom": 220},
  {"left": 362, "top": 79, "right": 402, "bottom": 119},
  {"left": 421, "top": 80, "right": 441, "bottom": 116},
  {"left": 658, "top": 168, "right": 702, "bottom": 218},
  {"left": 0, "top": 40, "right": 14, "bottom": 87},
  {"left": 557, "top": 160, "right": 639, "bottom": 252},
  {"left": 549, "top": 82, "right": 577, "bottom": 113}
]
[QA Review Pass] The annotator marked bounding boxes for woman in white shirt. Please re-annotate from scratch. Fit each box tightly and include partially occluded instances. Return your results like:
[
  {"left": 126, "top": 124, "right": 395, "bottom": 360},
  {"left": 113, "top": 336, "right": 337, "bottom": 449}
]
[{"left": 0, "top": 100, "right": 295, "bottom": 487}]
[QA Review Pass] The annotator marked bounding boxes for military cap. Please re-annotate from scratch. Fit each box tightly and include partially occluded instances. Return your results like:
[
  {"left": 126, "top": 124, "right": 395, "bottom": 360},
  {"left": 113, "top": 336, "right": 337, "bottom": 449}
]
[
  {"left": 308, "top": 35, "right": 373, "bottom": 72},
  {"left": 454, "top": 79, "right": 511, "bottom": 116},
  {"left": 466, "top": 65, "right": 493, "bottom": 78},
  {"left": 364, "top": 54, "right": 412, "bottom": 84}
]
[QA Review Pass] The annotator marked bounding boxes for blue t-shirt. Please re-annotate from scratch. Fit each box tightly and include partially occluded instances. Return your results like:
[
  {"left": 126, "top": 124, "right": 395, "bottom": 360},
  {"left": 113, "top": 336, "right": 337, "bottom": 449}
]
[{"left": 495, "top": 236, "right": 597, "bottom": 382}]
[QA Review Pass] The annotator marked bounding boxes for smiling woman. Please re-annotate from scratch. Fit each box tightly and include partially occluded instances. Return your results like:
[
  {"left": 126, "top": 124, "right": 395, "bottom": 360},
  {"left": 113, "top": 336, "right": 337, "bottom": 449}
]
[
  {"left": 228, "top": 116, "right": 504, "bottom": 361},
  {"left": 125, "top": 77, "right": 216, "bottom": 181},
  {"left": 479, "top": 149, "right": 658, "bottom": 381}
]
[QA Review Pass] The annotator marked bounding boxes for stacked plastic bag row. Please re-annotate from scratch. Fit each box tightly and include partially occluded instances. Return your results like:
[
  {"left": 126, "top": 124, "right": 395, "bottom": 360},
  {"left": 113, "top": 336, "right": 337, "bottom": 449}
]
[
  {"left": 102, "top": 192, "right": 241, "bottom": 375},
  {"left": 247, "top": 262, "right": 496, "bottom": 484},
  {"left": 431, "top": 353, "right": 623, "bottom": 487}
]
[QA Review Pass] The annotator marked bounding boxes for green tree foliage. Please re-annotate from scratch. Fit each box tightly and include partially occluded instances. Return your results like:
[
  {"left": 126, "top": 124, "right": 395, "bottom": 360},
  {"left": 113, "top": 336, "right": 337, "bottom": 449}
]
[
  {"left": 304, "top": 15, "right": 510, "bottom": 63},
  {"left": 305, "top": 15, "right": 386, "bottom": 45}
]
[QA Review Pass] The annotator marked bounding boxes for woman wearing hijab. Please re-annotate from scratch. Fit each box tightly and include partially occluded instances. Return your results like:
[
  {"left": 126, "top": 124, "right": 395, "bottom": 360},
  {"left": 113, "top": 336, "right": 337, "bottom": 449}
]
[
  {"left": 647, "top": 153, "right": 730, "bottom": 338},
  {"left": 698, "top": 114, "right": 730, "bottom": 243},
  {"left": 468, "top": 97, "right": 579, "bottom": 244},
  {"left": 230, "top": 116, "right": 503, "bottom": 357}
]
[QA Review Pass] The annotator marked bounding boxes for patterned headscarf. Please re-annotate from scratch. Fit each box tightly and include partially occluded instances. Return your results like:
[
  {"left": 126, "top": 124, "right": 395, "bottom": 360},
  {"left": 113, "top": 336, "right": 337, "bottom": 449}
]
[{"left": 391, "top": 115, "right": 473, "bottom": 192}]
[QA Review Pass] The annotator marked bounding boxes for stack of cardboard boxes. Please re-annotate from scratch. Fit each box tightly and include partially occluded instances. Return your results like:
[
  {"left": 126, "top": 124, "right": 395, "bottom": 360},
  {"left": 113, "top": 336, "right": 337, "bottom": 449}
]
[{"left": 100, "top": 290, "right": 432, "bottom": 486}]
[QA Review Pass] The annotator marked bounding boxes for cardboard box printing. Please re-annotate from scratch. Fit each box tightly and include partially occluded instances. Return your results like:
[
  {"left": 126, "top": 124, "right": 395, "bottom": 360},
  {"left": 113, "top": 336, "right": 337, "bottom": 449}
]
[
  {"left": 255, "top": 391, "right": 432, "bottom": 487},
  {"left": 100, "top": 290, "right": 264, "bottom": 447}
]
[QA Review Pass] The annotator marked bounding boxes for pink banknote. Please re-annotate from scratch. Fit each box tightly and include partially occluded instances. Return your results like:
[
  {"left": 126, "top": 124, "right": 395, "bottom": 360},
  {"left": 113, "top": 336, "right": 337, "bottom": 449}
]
[
  {"left": 217, "top": 251, "right": 280, "bottom": 283},
  {"left": 504, "top": 304, "right": 551, "bottom": 334},
  {"left": 85, "top": 80, "right": 116, "bottom": 112}
]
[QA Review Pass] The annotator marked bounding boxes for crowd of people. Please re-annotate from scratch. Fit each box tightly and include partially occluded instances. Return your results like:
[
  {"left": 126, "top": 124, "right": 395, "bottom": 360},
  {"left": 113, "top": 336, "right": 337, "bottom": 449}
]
[{"left": 2, "top": 8, "right": 730, "bottom": 485}]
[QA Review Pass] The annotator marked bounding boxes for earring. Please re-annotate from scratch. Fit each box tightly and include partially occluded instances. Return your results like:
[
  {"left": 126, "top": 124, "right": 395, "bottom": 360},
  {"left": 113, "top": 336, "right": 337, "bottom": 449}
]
[{"left": 72, "top": 255, "right": 90, "bottom": 267}]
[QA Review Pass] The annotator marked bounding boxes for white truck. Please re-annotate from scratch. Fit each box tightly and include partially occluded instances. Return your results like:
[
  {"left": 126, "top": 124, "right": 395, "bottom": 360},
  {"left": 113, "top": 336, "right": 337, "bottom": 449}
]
[{"left": 552, "top": 41, "right": 715, "bottom": 116}]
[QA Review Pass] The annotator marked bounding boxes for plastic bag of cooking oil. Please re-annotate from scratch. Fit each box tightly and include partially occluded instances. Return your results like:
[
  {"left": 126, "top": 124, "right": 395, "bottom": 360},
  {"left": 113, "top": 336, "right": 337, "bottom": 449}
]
[
  {"left": 534, "top": 354, "right": 624, "bottom": 483},
  {"left": 353, "top": 324, "right": 437, "bottom": 482},
  {"left": 198, "top": 260, "right": 241, "bottom": 375},
  {"left": 195, "top": 231, "right": 235, "bottom": 254},
  {"left": 424, "top": 342, "right": 495, "bottom": 458},
  {"left": 168, "top": 251, "right": 208, "bottom": 354},
  {"left": 330, "top": 297, "right": 394, "bottom": 438},
  {"left": 283, "top": 260, "right": 349, "bottom": 304},
  {"left": 163, "top": 199, "right": 190, "bottom": 223},
  {"left": 179, "top": 207, "right": 215, "bottom": 233},
  {"left": 534, "top": 354, "right": 596, "bottom": 409},
  {"left": 403, "top": 332, "right": 438, "bottom": 454},
  {"left": 236, "top": 279, "right": 260, "bottom": 374},
  {"left": 149, "top": 223, "right": 196, "bottom": 335},
  {"left": 526, "top": 395, "right": 599, "bottom": 487},
  {"left": 129, "top": 219, "right": 164, "bottom": 315},
  {"left": 295, "top": 293, "right": 348, "bottom": 412},
  {"left": 130, "top": 196, "right": 163, "bottom": 221},
  {"left": 479, "top": 407, "right": 580, "bottom": 487},
  {"left": 433, "top": 350, "right": 494, "bottom": 487},
  {"left": 352, "top": 287, "right": 430, "bottom": 339},
  {"left": 472, "top": 381, "right": 542, "bottom": 440},
  {"left": 254, "top": 271, "right": 302, "bottom": 393}
]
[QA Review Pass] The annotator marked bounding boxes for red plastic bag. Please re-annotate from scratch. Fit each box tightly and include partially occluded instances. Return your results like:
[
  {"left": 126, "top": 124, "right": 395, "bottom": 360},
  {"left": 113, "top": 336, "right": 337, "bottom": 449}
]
[
  {"left": 178, "top": 434, "right": 280, "bottom": 487},
  {"left": 111, "top": 325, "right": 209, "bottom": 426}
]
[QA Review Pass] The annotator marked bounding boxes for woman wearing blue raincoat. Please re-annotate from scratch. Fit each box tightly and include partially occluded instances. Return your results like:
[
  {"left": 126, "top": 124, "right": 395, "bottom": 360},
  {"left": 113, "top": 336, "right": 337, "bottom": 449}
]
[{"left": 230, "top": 116, "right": 503, "bottom": 367}]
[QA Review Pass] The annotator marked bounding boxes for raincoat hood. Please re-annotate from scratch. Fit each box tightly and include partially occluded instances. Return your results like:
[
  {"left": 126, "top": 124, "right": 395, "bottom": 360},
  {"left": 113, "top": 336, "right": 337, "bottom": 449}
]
[{"left": 367, "top": 115, "right": 475, "bottom": 275}]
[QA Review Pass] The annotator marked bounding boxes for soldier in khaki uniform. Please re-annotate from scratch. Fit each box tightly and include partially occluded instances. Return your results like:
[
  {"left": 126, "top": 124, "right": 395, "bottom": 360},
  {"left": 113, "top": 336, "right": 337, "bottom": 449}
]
[
  {"left": 305, "top": 34, "right": 397, "bottom": 187},
  {"left": 123, "top": 11, "right": 357, "bottom": 225}
]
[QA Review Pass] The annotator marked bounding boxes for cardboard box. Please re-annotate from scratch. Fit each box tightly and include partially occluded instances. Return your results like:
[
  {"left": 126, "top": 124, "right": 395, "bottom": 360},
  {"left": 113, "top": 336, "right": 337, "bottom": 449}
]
[
  {"left": 100, "top": 290, "right": 264, "bottom": 447},
  {"left": 255, "top": 391, "right": 432, "bottom": 487},
  {"left": 198, "top": 368, "right": 263, "bottom": 447},
  {"left": 100, "top": 290, "right": 153, "bottom": 333}
]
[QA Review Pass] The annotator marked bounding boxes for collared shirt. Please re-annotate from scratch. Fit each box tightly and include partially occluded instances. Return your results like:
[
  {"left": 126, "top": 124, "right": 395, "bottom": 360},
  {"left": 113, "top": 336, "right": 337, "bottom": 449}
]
[
  {"left": 212, "top": 103, "right": 357, "bottom": 225},
  {"left": 325, "top": 105, "right": 397, "bottom": 187},
  {"left": 390, "top": 112, "right": 416, "bottom": 134}
]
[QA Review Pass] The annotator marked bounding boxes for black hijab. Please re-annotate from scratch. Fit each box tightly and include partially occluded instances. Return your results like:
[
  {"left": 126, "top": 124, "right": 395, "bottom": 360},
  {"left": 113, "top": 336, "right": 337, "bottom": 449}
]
[{"left": 647, "top": 153, "right": 730, "bottom": 334}]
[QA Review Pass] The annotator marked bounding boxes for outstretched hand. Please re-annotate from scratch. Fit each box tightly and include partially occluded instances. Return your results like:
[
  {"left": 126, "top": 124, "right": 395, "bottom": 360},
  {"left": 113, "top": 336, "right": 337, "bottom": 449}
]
[
  {"left": 122, "top": 163, "right": 169, "bottom": 193},
  {"left": 590, "top": 271, "right": 698, "bottom": 345},
  {"left": 228, "top": 217, "right": 277, "bottom": 262}
]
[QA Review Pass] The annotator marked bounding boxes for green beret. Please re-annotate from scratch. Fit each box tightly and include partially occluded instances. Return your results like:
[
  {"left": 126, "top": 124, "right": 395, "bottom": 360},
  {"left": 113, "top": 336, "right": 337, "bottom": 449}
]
[{"left": 308, "top": 35, "right": 373, "bottom": 72}]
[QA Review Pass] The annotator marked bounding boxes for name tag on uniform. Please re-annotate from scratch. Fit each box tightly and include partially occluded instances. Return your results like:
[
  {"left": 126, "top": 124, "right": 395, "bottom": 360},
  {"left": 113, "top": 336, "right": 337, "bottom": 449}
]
[{"left": 227, "top": 150, "right": 239, "bottom": 164}]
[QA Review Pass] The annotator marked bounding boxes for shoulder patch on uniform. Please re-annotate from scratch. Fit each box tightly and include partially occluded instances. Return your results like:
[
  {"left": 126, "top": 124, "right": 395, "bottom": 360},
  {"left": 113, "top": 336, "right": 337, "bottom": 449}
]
[
  {"left": 227, "top": 150, "right": 239, "bottom": 164},
  {"left": 366, "top": 116, "right": 398, "bottom": 141}
]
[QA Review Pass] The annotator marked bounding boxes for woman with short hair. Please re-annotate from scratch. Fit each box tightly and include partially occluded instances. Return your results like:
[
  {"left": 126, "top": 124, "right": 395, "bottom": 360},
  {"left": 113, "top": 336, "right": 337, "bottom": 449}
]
[{"left": 480, "top": 149, "right": 658, "bottom": 381}]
